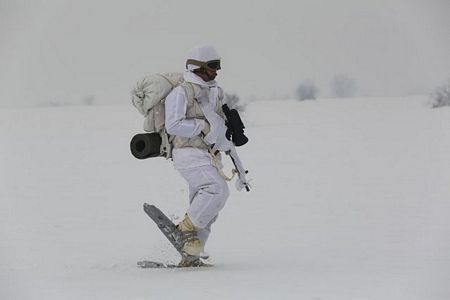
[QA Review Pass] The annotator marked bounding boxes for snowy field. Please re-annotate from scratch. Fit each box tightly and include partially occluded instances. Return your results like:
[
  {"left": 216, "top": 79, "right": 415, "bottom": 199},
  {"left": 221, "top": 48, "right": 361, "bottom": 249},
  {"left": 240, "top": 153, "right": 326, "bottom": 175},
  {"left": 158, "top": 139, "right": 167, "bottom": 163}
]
[{"left": 1, "top": 96, "right": 449, "bottom": 300}]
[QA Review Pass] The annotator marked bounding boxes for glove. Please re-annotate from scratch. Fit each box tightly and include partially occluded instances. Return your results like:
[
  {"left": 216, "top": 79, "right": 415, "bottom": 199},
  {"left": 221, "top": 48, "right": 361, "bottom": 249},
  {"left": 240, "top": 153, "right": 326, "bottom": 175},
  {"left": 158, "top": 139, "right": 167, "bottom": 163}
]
[{"left": 211, "top": 129, "right": 234, "bottom": 152}]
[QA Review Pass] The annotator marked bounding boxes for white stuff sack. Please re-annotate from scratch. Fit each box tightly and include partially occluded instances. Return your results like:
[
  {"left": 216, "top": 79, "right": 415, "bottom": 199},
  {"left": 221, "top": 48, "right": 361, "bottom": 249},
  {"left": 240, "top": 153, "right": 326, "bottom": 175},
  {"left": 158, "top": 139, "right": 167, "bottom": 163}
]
[{"left": 131, "top": 73, "right": 184, "bottom": 132}]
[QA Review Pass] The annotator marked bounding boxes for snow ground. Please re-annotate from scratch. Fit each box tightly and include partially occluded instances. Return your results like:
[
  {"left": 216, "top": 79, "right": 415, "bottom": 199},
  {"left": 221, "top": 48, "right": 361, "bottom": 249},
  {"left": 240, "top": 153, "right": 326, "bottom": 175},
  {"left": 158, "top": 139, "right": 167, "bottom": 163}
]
[{"left": 1, "top": 96, "right": 449, "bottom": 300}]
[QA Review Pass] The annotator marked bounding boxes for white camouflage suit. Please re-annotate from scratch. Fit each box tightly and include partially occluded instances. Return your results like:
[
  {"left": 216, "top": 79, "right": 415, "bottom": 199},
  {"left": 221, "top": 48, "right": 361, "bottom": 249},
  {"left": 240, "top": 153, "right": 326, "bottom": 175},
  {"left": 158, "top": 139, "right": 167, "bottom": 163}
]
[{"left": 165, "top": 70, "right": 233, "bottom": 246}]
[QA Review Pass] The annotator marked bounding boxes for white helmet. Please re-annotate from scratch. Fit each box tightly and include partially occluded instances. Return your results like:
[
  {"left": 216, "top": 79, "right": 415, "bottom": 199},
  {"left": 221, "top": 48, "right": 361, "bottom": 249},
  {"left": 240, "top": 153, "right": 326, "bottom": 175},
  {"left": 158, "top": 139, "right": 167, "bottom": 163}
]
[{"left": 186, "top": 44, "right": 221, "bottom": 71}]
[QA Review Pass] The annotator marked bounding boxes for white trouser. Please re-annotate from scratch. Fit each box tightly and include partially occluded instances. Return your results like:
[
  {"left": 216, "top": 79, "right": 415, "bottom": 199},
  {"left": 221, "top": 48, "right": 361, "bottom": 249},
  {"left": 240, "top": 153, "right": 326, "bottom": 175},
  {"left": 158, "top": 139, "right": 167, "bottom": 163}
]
[{"left": 178, "top": 164, "right": 230, "bottom": 246}]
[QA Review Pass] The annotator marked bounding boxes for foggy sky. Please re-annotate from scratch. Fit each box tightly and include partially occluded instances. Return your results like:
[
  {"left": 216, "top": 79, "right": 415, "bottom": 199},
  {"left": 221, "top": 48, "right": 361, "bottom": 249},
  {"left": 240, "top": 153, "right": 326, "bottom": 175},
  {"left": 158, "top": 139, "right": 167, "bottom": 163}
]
[{"left": 1, "top": 0, "right": 449, "bottom": 106}]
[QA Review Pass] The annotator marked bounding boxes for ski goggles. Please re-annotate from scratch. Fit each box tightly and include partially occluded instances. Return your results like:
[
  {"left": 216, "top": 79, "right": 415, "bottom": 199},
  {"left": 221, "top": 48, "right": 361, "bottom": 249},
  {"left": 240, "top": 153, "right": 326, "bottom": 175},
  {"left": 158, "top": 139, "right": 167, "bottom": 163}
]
[{"left": 186, "top": 59, "right": 221, "bottom": 70}]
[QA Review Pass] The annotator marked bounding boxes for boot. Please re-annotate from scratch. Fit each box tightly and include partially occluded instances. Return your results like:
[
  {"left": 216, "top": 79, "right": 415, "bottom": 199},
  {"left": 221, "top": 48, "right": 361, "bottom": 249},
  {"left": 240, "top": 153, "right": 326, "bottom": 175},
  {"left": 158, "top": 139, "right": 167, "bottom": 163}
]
[
  {"left": 178, "top": 256, "right": 210, "bottom": 268},
  {"left": 177, "top": 214, "right": 203, "bottom": 257}
]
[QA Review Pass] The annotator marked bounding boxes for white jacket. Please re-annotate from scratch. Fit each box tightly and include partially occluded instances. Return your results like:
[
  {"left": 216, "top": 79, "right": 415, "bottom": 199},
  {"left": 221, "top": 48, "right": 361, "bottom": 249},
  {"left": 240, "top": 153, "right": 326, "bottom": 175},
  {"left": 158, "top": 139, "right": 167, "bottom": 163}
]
[{"left": 165, "top": 71, "right": 232, "bottom": 170}]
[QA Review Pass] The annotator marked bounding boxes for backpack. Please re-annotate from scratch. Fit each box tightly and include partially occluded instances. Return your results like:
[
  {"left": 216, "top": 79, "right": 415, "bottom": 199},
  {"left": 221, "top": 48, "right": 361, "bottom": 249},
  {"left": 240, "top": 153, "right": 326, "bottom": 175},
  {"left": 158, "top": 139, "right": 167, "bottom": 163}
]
[{"left": 130, "top": 72, "right": 194, "bottom": 159}]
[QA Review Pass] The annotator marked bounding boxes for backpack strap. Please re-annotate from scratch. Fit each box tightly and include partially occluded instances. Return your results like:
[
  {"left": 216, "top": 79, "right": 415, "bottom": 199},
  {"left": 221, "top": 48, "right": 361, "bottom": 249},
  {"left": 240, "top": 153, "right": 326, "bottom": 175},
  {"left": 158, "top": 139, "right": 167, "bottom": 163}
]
[{"left": 181, "top": 81, "right": 196, "bottom": 104}]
